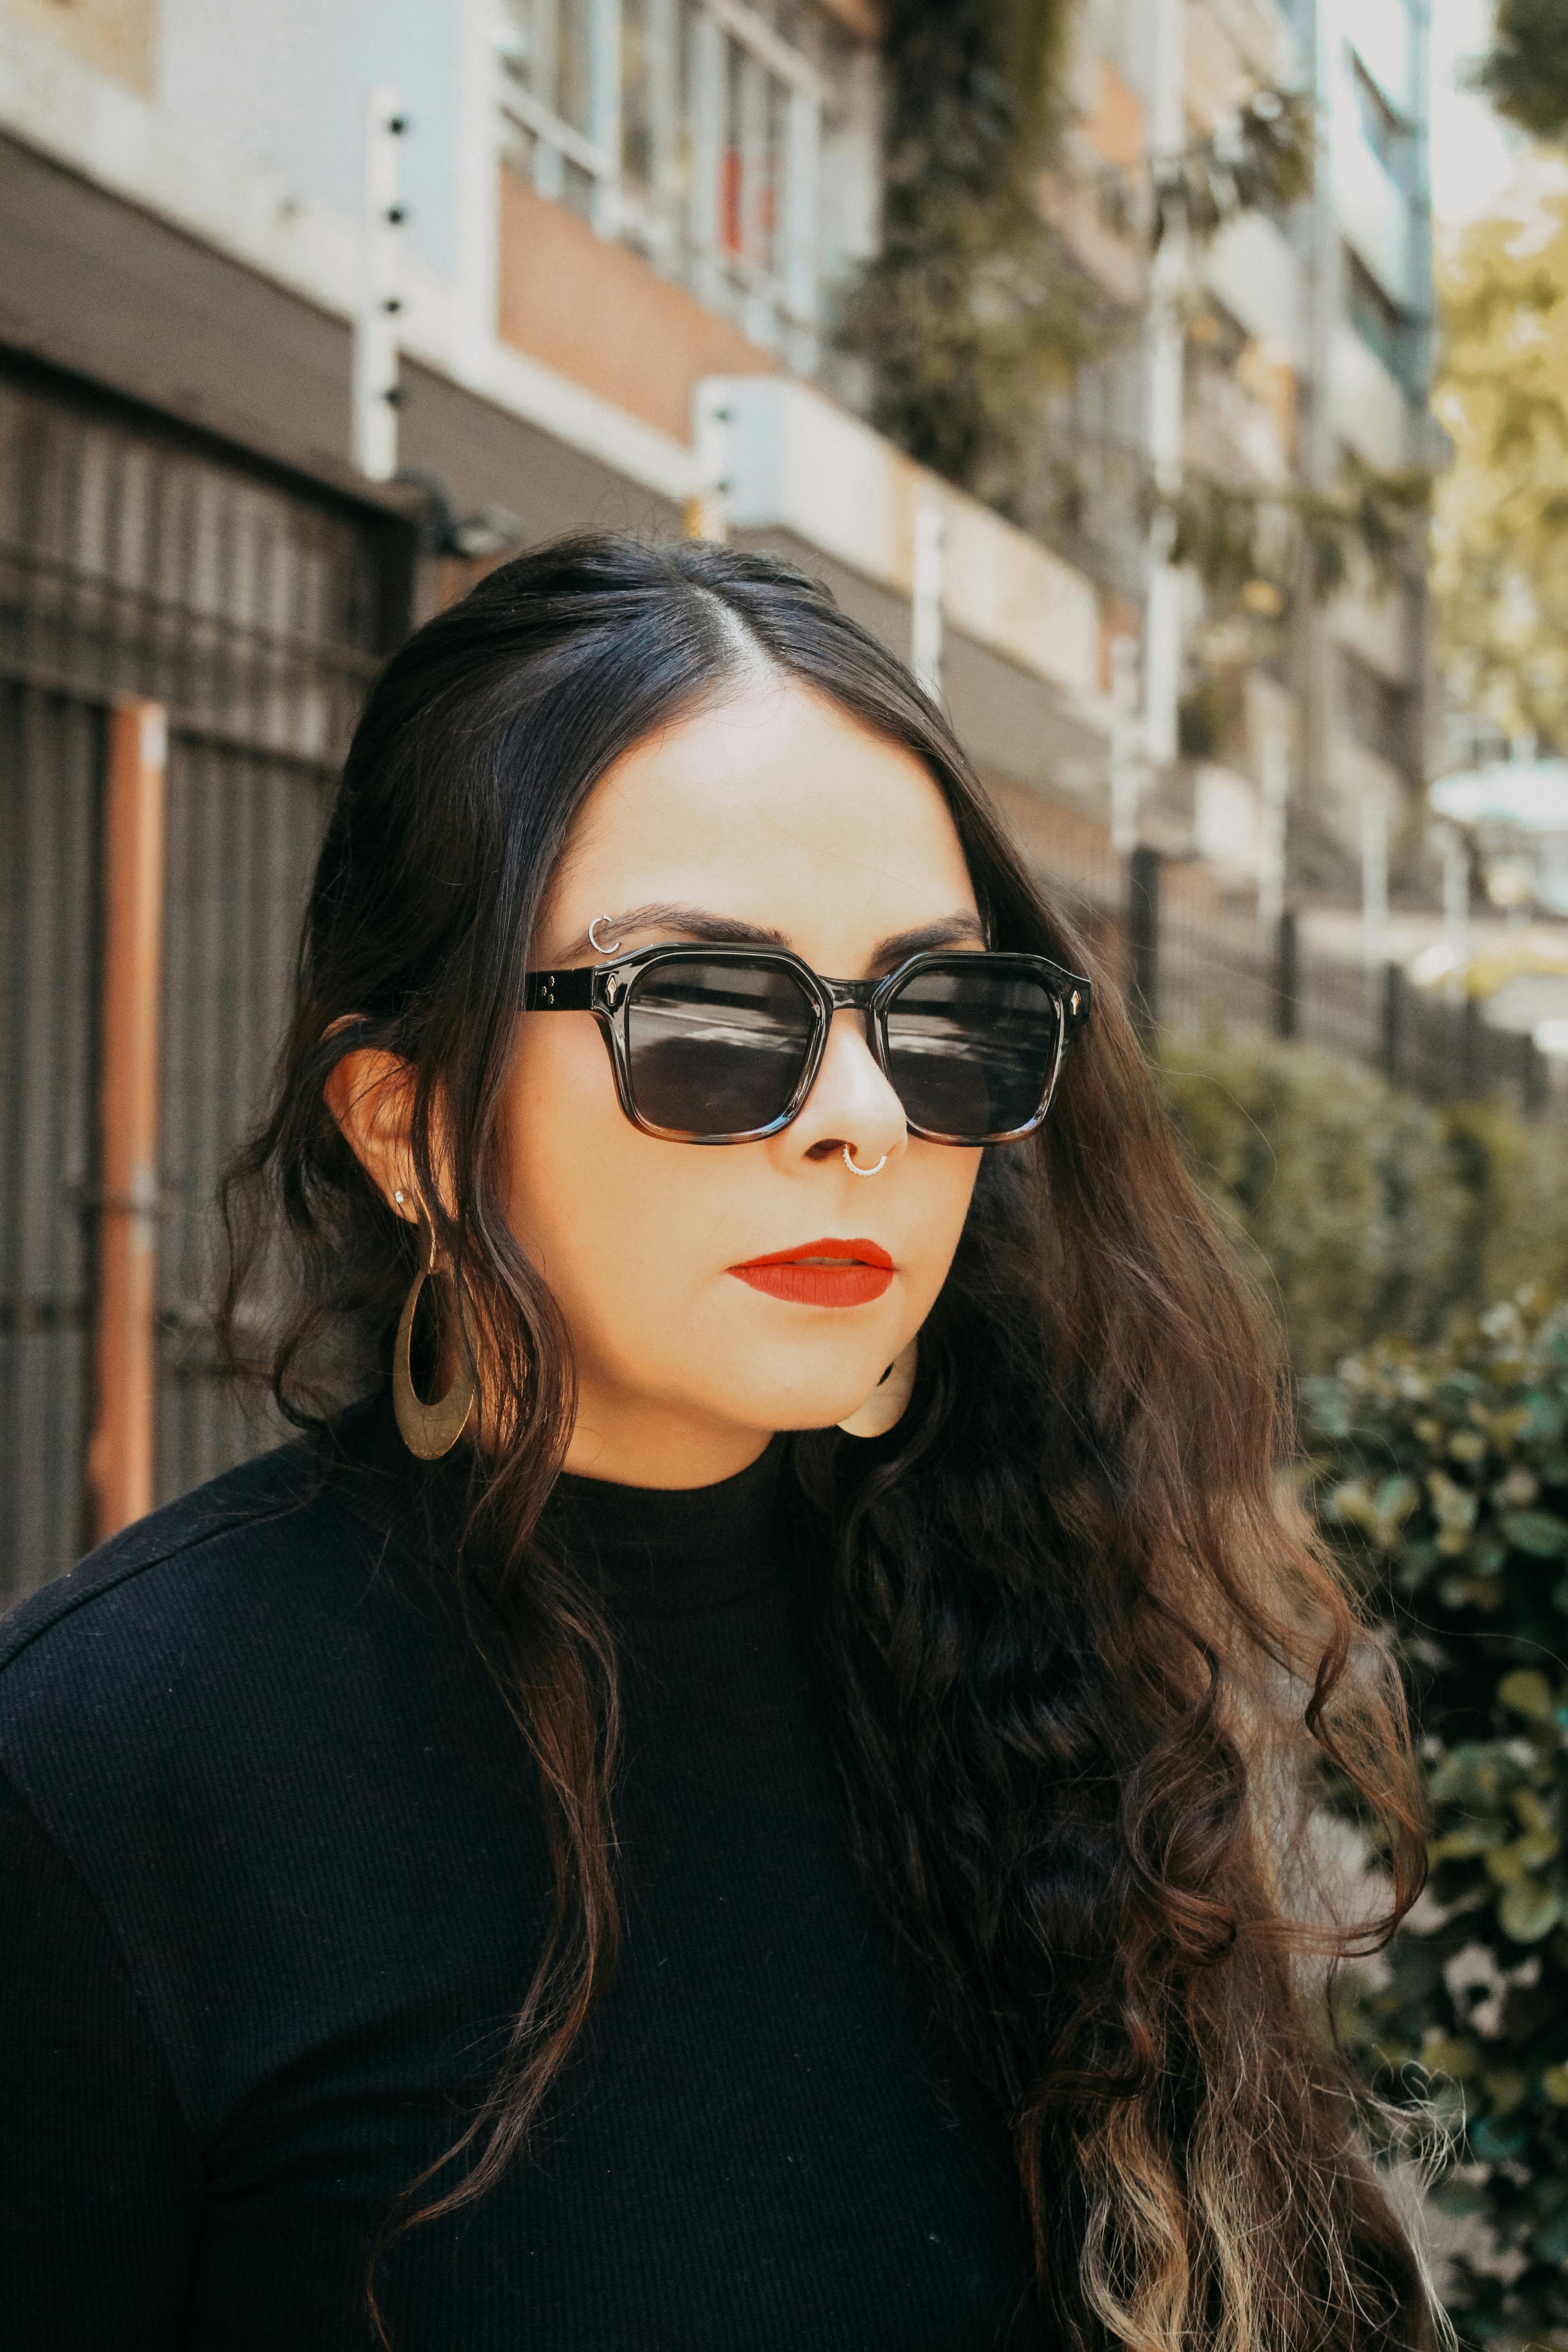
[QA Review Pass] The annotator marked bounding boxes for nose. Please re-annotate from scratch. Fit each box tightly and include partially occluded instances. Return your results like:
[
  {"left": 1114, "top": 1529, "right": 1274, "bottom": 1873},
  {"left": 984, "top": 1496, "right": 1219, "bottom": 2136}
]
[{"left": 779, "top": 1008, "right": 906, "bottom": 1170}]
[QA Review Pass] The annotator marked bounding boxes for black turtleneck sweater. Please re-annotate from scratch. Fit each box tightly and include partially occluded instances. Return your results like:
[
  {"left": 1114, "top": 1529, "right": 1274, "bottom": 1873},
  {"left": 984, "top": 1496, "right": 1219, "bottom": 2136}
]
[{"left": 0, "top": 1399, "right": 1036, "bottom": 2349}]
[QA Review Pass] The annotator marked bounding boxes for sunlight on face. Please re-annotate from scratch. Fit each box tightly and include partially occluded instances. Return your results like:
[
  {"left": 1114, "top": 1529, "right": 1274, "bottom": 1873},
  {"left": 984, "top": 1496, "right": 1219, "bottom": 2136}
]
[{"left": 501, "top": 675, "right": 985, "bottom": 1486}]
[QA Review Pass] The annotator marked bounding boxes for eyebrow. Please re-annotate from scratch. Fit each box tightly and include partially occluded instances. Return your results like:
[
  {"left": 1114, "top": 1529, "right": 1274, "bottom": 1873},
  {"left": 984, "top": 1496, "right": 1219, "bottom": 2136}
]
[{"left": 547, "top": 903, "right": 989, "bottom": 968}]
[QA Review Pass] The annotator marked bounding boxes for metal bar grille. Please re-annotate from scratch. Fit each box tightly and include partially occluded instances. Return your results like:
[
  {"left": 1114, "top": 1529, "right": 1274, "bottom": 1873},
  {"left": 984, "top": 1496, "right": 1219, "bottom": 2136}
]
[
  {"left": 0, "top": 682, "right": 102, "bottom": 1587},
  {"left": 0, "top": 365, "right": 405, "bottom": 1600},
  {"left": 155, "top": 735, "right": 338, "bottom": 1506}
]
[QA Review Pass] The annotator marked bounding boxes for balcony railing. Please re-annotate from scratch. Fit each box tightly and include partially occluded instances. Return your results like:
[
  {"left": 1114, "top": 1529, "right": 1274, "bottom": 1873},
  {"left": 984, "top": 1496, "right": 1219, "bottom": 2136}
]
[{"left": 499, "top": 0, "right": 822, "bottom": 373}]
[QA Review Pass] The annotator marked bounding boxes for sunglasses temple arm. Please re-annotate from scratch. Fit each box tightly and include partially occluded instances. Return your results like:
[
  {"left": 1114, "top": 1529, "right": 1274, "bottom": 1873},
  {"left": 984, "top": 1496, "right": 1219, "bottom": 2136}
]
[{"left": 523, "top": 969, "right": 597, "bottom": 1011}]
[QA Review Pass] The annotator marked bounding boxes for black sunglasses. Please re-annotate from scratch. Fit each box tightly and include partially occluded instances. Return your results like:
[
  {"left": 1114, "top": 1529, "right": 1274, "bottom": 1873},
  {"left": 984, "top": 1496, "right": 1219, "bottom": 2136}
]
[{"left": 521, "top": 944, "right": 1092, "bottom": 1147}]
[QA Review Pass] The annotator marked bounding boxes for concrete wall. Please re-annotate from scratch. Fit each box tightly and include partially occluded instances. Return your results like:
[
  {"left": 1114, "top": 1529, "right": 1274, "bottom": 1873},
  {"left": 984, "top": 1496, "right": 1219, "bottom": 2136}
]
[
  {"left": 157, "top": 0, "right": 462, "bottom": 278},
  {"left": 0, "top": 129, "right": 682, "bottom": 545},
  {"left": 497, "top": 171, "right": 775, "bottom": 446}
]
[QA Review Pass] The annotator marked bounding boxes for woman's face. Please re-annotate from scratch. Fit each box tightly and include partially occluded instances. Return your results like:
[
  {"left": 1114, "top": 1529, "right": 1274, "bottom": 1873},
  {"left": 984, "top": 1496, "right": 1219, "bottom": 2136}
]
[{"left": 505, "top": 674, "right": 985, "bottom": 1485}]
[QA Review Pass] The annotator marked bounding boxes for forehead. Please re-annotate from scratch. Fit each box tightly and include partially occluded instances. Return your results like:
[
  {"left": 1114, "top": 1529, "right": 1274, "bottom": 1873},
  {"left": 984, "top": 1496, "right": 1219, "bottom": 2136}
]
[{"left": 543, "top": 677, "right": 977, "bottom": 958}]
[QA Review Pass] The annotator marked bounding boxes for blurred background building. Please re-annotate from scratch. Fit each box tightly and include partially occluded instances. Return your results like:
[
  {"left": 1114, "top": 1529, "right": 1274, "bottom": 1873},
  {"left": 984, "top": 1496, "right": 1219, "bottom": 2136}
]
[{"left": 0, "top": 0, "right": 1550, "bottom": 1598}]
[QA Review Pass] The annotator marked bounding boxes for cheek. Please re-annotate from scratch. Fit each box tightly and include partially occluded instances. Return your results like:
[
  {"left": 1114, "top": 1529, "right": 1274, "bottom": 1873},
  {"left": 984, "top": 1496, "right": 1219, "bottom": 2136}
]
[
  {"left": 501, "top": 1014, "right": 630, "bottom": 1267},
  {"left": 497, "top": 1014, "right": 984, "bottom": 1420},
  {"left": 499, "top": 1017, "right": 713, "bottom": 1352},
  {"left": 899, "top": 1147, "right": 984, "bottom": 1316}
]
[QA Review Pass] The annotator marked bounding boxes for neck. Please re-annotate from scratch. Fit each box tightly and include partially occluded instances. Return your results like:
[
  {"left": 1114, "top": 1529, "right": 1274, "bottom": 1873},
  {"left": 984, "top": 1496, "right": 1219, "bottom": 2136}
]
[{"left": 563, "top": 1389, "right": 775, "bottom": 1490}]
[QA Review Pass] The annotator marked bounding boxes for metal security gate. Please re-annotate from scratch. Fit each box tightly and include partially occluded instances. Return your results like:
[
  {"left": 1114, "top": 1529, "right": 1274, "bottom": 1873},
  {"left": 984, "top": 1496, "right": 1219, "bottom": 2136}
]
[{"left": 0, "top": 361, "right": 408, "bottom": 1600}]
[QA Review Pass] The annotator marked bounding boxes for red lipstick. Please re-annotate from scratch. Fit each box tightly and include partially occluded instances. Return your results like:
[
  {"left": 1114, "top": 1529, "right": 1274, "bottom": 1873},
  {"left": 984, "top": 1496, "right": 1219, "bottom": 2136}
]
[{"left": 728, "top": 1236, "right": 895, "bottom": 1308}]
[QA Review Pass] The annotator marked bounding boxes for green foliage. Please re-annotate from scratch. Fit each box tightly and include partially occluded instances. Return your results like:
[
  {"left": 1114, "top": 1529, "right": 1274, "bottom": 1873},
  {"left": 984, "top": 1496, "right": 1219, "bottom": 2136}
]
[
  {"left": 1434, "top": 183, "right": 1568, "bottom": 754},
  {"left": 1166, "top": 1034, "right": 1568, "bottom": 2339},
  {"left": 837, "top": 0, "right": 1100, "bottom": 503},
  {"left": 1473, "top": 0, "right": 1568, "bottom": 142},
  {"left": 1301, "top": 1297, "right": 1568, "bottom": 2347},
  {"left": 1160, "top": 1035, "right": 1568, "bottom": 1375},
  {"left": 843, "top": 3, "right": 1412, "bottom": 632},
  {"left": 1152, "top": 87, "right": 1316, "bottom": 245},
  {"left": 1165, "top": 453, "right": 1432, "bottom": 620}
]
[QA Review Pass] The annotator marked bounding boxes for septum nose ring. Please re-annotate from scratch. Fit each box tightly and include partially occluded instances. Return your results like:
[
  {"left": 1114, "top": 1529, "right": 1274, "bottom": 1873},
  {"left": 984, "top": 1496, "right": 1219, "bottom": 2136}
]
[{"left": 843, "top": 1145, "right": 888, "bottom": 1177}]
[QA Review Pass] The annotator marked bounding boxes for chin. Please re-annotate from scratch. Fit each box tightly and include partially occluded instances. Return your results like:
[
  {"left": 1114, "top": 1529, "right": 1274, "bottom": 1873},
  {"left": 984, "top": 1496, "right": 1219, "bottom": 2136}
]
[{"left": 749, "top": 1377, "right": 894, "bottom": 1435}]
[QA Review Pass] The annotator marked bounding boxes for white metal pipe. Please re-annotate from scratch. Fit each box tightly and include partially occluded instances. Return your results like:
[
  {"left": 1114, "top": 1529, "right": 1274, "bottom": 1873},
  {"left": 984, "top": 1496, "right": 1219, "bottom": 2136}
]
[
  {"left": 589, "top": 0, "right": 622, "bottom": 236},
  {"left": 686, "top": 378, "right": 733, "bottom": 542},
  {"left": 1362, "top": 788, "right": 1390, "bottom": 973},
  {"left": 703, "top": 0, "right": 823, "bottom": 99},
  {"left": 502, "top": 81, "right": 616, "bottom": 181},
  {"left": 738, "top": 50, "right": 769, "bottom": 340},
  {"left": 352, "top": 83, "right": 404, "bottom": 483},
  {"left": 1109, "top": 633, "right": 1144, "bottom": 857},
  {"left": 1442, "top": 828, "right": 1469, "bottom": 1003},
  {"left": 1143, "top": 0, "right": 1186, "bottom": 769},
  {"left": 690, "top": 8, "right": 726, "bottom": 310},
  {"left": 647, "top": 0, "right": 680, "bottom": 256},
  {"left": 911, "top": 503, "right": 944, "bottom": 700},
  {"left": 530, "top": 0, "right": 564, "bottom": 197},
  {"left": 1257, "top": 727, "right": 1289, "bottom": 944},
  {"left": 455, "top": 0, "right": 501, "bottom": 368},
  {"left": 785, "top": 85, "right": 820, "bottom": 371}
]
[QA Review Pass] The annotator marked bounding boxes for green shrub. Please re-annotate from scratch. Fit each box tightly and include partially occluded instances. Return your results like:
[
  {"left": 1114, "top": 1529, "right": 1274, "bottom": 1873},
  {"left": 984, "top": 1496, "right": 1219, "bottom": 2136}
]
[
  {"left": 1301, "top": 1296, "right": 1568, "bottom": 2347},
  {"left": 1445, "top": 1098, "right": 1568, "bottom": 1311},
  {"left": 1160, "top": 1034, "right": 1568, "bottom": 1374}
]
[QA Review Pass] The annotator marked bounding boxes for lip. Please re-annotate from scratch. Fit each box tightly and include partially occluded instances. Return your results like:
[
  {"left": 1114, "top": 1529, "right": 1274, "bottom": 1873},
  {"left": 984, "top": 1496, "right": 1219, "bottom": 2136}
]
[{"left": 728, "top": 1235, "right": 895, "bottom": 1308}]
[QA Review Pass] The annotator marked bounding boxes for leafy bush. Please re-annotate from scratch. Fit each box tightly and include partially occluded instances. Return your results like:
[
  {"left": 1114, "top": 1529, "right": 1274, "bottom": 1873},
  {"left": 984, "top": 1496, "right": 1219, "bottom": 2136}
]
[
  {"left": 836, "top": 0, "right": 1092, "bottom": 503},
  {"left": 1475, "top": 0, "right": 1568, "bottom": 144},
  {"left": 1160, "top": 1034, "right": 1568, "bottom": 1373},
  {"left": 1302, "top": 1296, "right": 1568, "bottom": 2347}
]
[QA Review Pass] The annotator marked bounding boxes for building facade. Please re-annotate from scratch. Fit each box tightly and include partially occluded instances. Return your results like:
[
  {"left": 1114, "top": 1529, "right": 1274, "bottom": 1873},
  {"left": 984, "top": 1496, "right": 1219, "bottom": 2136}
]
[
  {"left": 1297, "top": 0, "right": 1436, "bottom": 871},
  {"left": 0, "top": 0, "right": 1122, "bottom": 1596},
  {"left": 1043, "top": 0, "right": 1435, "bottom": 893},
  {"left": 0, "top": 0, "right": 1438, "bottom": 1595}
]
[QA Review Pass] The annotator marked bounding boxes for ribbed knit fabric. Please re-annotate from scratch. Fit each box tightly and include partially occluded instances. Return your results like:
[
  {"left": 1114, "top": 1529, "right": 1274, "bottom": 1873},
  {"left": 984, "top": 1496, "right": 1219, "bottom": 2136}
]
[{"left": 0, "top": 1398, "right": 1037, "bottom": 2351}]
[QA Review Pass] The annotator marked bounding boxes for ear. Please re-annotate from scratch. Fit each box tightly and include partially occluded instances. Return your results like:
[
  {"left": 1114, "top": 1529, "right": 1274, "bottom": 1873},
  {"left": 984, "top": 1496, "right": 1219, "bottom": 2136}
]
[{"left": 324, "top": 1049, "right": 417, "bottom": 1219}]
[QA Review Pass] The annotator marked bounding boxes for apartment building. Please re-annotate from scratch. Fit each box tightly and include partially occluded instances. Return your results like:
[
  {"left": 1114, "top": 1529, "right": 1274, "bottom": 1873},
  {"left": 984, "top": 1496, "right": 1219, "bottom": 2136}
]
[
  {"left": 1044, "top": 0, "right": 1435, "bottom": 893},
  {"left": 1296, "top": 0, "right": 1436, "bottom": 864},
  {"left": 0, "top": 0, "right": 1114, "bottom": 1593},
  {"left": 0, "top": 0, "right": 1438, "bottom": 1590}
]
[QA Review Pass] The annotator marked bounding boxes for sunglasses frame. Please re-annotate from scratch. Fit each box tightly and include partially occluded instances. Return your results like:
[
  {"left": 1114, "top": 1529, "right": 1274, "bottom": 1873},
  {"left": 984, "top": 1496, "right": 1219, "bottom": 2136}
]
[{"left": 522, "top": 944, "right": 1092, "bottom": 1147}]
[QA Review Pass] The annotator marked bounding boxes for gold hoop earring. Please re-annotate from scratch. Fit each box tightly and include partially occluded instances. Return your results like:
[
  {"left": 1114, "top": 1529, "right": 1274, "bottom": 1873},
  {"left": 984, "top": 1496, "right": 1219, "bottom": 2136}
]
[
  {"left": 837, "top": 1336, "right": 917, "bottom": 1439},
  {"left": 392, "top": 1212, "right": 479, "bottom": 1461}
]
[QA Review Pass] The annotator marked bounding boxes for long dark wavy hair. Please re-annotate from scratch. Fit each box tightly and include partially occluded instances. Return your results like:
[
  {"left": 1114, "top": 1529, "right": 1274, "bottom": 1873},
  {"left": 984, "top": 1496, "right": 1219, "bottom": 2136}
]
[{"left": 224, "top": 533, "right": 1436, "bottom": 2352}]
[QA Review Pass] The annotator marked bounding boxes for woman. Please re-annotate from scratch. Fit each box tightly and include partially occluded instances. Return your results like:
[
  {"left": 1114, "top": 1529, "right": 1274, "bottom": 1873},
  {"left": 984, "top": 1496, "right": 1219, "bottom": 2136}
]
[{"left": 1, "top": 535, "right": 1433, "bottom": 2352}]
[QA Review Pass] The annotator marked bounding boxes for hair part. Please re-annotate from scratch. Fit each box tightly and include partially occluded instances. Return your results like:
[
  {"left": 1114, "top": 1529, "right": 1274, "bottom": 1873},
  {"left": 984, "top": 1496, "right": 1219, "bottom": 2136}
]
[{"left": 223, "top": 533, "right": 1436, "bottom": 2352}]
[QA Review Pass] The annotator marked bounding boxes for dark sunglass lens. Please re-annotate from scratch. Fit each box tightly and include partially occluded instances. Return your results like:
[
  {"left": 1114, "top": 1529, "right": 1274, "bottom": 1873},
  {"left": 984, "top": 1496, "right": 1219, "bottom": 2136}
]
[
  {"left": 883, "top": 964, "right": 1060, "bottom": 1139},
  {"left": 624, "top": 958, "right": 817, "bottom": 1136}
]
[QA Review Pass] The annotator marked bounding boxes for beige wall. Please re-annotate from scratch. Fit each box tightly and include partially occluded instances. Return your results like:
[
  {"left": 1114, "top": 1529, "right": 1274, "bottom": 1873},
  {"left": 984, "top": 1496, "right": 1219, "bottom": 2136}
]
[
  {"left": 1, "top": 0, "right": 154, "bottom": 94},
  {"left": 497, "top": 170, "right": 776, "bottom": 448}
]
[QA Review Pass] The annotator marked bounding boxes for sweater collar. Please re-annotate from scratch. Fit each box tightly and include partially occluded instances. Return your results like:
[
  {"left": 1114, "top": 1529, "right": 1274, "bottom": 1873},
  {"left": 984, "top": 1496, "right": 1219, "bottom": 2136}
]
[
  {"left": 332, "top": 1392, "right": 791, "bottom": 1617},
  {"left": 540, "top": 1437, "right": 791, "bottom": 1616}
]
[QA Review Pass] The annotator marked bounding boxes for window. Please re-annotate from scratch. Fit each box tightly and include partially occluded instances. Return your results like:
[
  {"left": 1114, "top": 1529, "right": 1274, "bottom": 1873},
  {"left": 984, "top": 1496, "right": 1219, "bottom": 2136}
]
[
  {"left": 1343, "top": 244, "right": 1416, "bottom": 386},
  {"left": 1348, "top": 49, "right": 1414, "bottom": 195},
  {"left": 1342, "top": 648, "right": 1413, "bottom": 776},
  {"left": 498, "top": 0, "right": 826, "bottom": 369},
  {"left": 1094, "top": 163, "right": 1138, "bottom": 240}
]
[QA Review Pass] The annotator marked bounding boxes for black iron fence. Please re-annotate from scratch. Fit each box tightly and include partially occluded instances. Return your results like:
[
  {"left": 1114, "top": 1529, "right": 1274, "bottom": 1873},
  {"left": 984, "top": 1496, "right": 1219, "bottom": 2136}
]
[
  {"left": 0, "top": 358, "right": 409, "bottom": 1601},
  {"left": 2, "top": 358, "right": 1557, "bottom": 1606},
  {"left": 1124, "top": 849, "right": 1555, "bottom": 1119}
]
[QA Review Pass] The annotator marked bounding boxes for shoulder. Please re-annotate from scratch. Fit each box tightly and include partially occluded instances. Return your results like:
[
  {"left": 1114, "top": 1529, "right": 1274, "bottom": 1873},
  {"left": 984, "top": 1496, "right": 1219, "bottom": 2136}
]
[
  {"left": 0, "top": 1435, "right": 329, "bottom": 1675},
  {"left": 0, "top": 1406, "right": 425, "bottom": 1791}
]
